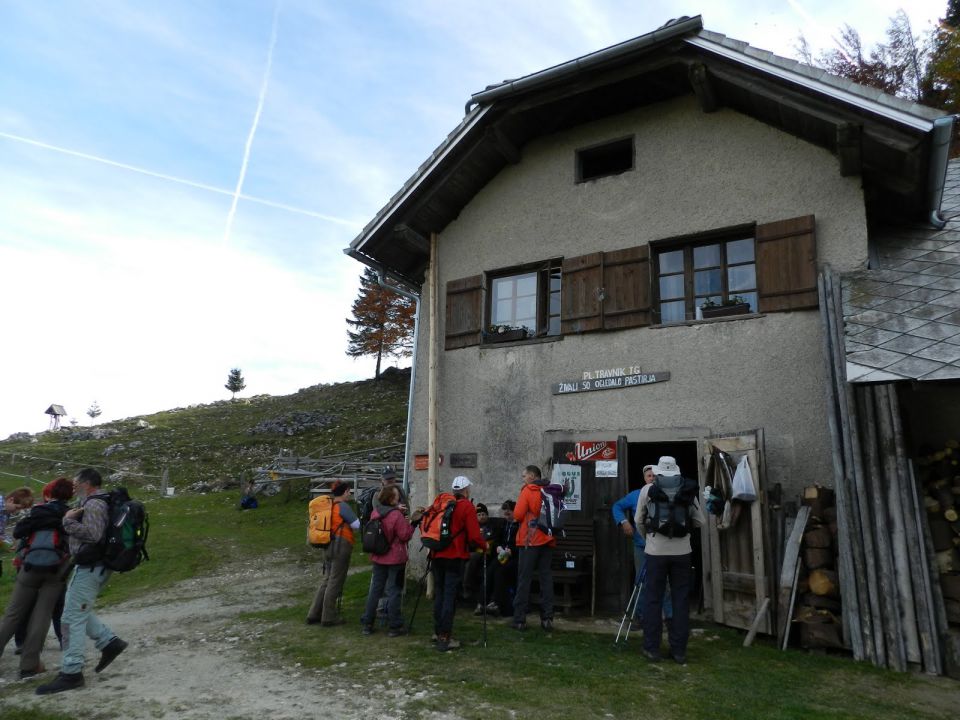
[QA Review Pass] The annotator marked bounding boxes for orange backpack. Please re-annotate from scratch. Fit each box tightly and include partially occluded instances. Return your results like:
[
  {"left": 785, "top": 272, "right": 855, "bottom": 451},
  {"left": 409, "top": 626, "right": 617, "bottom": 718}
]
[
  {"left": 307, "top": 495, "right": 339, "bottom": 547},
  {"left": 419, "top": 492, "right": 459, "bottom": 551}
]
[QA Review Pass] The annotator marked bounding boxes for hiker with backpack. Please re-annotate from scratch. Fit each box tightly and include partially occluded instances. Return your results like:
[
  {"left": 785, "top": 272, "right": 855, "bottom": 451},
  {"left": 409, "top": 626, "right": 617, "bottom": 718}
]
[
  {"left": 634, "top": 456, "right": 705, "bottom": 665},
  {"left": 0, "top": 478, "right": 71, "bottom": 679},
  {"left": 36, "top": 468, "right": 129, "bottom": 694},
  {"left": 360, "top": 485, "right": 422, "bottom": 637},
  {"left": 510, "top": 464, "right": 559, "bottom": 633},
  {"left": 306, "top": 480, "right": 360, "bottom": 627},
  {"left": 423, "top": 476, "right": 485, "bottom": 652}
]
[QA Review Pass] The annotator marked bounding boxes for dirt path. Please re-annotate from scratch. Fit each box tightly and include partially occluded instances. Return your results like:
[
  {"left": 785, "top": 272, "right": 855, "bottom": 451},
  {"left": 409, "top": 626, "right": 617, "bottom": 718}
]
[{"left": 0, "top": 553, "right": 452, "bottom": 719}]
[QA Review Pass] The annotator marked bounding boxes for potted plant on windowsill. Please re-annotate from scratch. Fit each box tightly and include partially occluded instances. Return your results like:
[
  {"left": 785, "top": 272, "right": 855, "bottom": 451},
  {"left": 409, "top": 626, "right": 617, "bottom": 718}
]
[
  {"left": 485, "top": 324, "right": 529, "bottom": 343},
  {"left": 700, "top": 296, "right": 751, "bottom": 319}
]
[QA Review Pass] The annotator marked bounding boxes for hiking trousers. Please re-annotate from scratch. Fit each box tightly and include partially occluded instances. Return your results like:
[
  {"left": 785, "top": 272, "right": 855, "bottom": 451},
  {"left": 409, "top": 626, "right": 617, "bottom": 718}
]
[
  {"left": 513, "top": 545, "right": 553, "bottom": 624},
  {"left": 643, "top": 552, "right": 691, "bottom": 658},
  {"left": 61, "top": 565, "right": 116, "bottom": 674},
  {"left": 361, "top": 562, "right": 405, "bottom": 630},
  {"left": 0, "top": 568, "right": 65, "bottom": 671},
  {"left": 431, "top": 557, "right": 464, "bottom": 637},
  {"left": 308, "top": 537, "right": 352, "bottom": 624}
]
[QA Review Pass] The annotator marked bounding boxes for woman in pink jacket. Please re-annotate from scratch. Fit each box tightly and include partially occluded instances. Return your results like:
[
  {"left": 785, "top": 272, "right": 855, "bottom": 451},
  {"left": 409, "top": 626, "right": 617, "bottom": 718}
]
[{"left": 360, "top": 485, "right": 421, "bottom": 636}]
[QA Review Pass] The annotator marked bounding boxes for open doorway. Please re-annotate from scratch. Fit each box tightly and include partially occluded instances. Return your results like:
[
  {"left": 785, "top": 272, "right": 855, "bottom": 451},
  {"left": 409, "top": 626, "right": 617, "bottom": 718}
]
[{"left": 623, "top": 441, "right": 703, "bottom": 614}]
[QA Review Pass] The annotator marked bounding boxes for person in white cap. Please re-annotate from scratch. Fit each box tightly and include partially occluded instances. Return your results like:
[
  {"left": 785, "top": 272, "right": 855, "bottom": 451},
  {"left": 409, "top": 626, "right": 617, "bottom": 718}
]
[
  {"left": 634, "top": 456, "right": 704, "bottom": 664},
  {"left": 430, "top": 476, "right": 485, "bottom": 652}
]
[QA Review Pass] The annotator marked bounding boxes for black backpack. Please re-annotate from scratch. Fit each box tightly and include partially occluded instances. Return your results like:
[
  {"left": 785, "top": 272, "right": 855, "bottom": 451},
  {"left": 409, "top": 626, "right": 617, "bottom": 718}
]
[
  {"left": 361, "top": 509, "right": 393, "bottom": 555},
  {"left": 75, "top": 489, "right": 149, "bottom": 572},
  {"left": 644, "top": 475, "right": 699, "bottom": 538},
  {"left": 357, "top": 486, "right": 378, "bottom": 530}
]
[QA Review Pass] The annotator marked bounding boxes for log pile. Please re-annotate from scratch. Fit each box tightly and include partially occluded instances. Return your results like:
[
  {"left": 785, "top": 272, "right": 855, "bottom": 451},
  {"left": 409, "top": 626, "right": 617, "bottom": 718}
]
[
  {"left": 795, "top": 486, "right": 844, "bottom": 650},
  {"left": 916, "top": 442, "right": 960, "bottom": 626}
]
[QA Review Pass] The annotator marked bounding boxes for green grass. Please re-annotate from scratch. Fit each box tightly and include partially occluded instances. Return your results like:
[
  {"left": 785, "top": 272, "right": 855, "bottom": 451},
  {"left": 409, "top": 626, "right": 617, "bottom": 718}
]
[{"left": 1, "top": 480, "right": 955, "bottom": 719}]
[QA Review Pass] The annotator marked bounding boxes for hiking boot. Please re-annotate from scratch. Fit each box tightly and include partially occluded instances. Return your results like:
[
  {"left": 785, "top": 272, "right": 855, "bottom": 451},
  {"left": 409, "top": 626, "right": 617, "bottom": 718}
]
[
  {"left": 305, "top": 617, "right": 321, "bottom": 625},
  {"left": 541, "top": 619, "right": 554, "bottom": 632},
  {"left": 671, "top": 652, "right": 687, "bottom": 665},
  {"left": 508, "top": 620, "right": 527, "bottom": 632},
  {"left": 95, "top": 637, "right": 128, "bottom": 673},
  {"left": 641, "top": 648, "right": 662, "bottom": 663},
  {"left": 361, "top": 625, "right": 374, "bottom": 636},
  {"left": 388, "top": 627, "right": 408, "bottom": 638},
  {"left": 435, "top": 634, "right": 460, "bottom": 652},
  {"left": 19, "top": 662, "right": 45, "bottom": 679},
  {"left": 430, "top": 633, "right": 438, "bottom": 643},
  {"left": 36, "top": 672, "right": 85, "bottom": 695}
]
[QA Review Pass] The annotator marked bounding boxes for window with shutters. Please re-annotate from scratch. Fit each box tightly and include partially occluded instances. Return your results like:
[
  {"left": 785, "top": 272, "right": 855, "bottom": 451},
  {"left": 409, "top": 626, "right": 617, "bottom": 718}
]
[
  {"left": 487, "top": 260, "right": 561, "bottom": 340},
  {"left": 654, "top": 234, "right": 758, "bottom": 323}
]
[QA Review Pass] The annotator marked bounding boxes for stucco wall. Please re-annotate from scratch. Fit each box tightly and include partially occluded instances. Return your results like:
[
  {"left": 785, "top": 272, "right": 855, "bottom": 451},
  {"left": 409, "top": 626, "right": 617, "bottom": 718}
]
[{"left": 406, "top": 94, "right": 868, "bottom": 513}]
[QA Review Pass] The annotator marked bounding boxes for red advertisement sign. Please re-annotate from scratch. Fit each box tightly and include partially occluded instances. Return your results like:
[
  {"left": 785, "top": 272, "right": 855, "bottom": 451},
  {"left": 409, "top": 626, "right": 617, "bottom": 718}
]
[{"left": 568, "top": 441, "right": 617, "bottom": 462}]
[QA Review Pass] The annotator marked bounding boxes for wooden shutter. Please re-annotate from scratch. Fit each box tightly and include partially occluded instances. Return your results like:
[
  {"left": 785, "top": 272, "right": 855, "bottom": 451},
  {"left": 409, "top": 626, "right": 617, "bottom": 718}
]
[
  {"left": 444, "top": 275, "right": 483, "bottom": 350},
  {"left": 756, "top": 215, "right": 818, "bottom": 313},
  {"left": 602, "top": 245, "right": 651, "bottom": 330},
  {"left": 561, "top": 252, "right": 603, "bottom": 335}
]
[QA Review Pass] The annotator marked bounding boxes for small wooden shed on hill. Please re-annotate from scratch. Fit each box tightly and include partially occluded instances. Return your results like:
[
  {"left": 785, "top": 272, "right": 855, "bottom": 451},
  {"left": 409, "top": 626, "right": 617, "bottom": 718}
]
[{"left": 45, "top": 404, "right": 66, "bottom": 430}]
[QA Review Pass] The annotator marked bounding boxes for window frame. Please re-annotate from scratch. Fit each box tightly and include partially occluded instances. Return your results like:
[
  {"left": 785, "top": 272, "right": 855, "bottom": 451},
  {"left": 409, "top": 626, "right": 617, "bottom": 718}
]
[
  {"left": 485, "top": 258, "right": 562, "bottom": 341},
  {"left": 575, "top": 136, "right": 635, "bottom": 184},
  {"left": 651, "top": 223, "right": 759, "bottom": 324}
]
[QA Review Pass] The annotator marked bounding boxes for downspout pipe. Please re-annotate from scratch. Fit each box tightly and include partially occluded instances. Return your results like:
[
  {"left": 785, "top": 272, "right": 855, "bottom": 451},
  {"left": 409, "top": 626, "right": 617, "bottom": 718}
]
[
  {"left": 376, "top": 271, "right": 420, "bottom": 499},
  {"left": 927, "top": 115, "right": 956, "bottom": 230}
]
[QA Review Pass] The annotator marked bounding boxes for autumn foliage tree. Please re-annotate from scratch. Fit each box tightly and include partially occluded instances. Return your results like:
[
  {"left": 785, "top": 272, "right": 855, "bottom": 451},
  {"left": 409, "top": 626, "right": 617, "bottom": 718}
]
[{"left": 346, "top": 267, "right": 415, "bottom": 379}]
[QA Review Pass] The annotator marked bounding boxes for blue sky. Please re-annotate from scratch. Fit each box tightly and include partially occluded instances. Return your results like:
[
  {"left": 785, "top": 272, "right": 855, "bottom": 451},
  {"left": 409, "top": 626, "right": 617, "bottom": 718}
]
[{"left": 0, "top": 0, "right": 948, "bottom": 438}]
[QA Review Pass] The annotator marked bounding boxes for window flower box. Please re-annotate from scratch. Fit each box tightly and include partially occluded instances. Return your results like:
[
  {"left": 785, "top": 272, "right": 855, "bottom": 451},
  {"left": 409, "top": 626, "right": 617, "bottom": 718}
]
[
  {"left": 700, "top": 302, "right": 751, "bottom": 319},
  {"left": 485, "top": 325, "right": 528, "bottom": 343}
]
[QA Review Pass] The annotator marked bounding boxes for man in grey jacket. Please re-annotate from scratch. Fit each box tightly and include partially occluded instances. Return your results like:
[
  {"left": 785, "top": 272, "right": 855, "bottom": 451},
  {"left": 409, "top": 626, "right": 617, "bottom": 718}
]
[
  {"left": 36, "top": 468, "right": 127, "bottom": 694},
  {"left": 634, "top": 456, "right": 704, "bottom": 665}
]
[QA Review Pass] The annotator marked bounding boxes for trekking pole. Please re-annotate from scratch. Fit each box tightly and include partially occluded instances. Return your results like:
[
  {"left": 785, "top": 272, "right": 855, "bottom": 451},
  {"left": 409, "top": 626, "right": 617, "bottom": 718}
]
[
  {"left": 615, "top": 565, "right": 645, "bottom": 646},
  {"left": 406, "top": 560, "right": 432, "bottom": 633},
  {"left": 482, "top": 548, "right": 488, "bottom": 648}
]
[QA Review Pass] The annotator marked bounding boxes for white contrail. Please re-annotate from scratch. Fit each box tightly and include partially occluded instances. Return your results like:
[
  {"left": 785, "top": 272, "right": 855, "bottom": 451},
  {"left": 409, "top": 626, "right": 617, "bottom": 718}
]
[
  {"left": 224, "top": 0, "right": 282, "bottom": 246},
  {"left": 0, "top": 129, "right": 359, "bottom": 228}
]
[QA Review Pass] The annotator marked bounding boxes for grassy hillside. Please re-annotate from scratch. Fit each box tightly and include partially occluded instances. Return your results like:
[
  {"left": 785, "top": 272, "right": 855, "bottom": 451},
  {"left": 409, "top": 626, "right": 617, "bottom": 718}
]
[{"left": 0, "top": 368, "right": 409, "bottom": 492}]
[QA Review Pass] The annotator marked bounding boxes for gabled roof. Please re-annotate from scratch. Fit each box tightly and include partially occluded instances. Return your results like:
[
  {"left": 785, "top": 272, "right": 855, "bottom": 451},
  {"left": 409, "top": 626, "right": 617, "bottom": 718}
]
[
  {"left": 347, "top": 15, "right": 954, "bottom": 288},
  {"left": 45, "top": 404, "right": 66, "bottom": 416},
  {"left": 842, "top": 159, "right": 960, "bottom": 383}
]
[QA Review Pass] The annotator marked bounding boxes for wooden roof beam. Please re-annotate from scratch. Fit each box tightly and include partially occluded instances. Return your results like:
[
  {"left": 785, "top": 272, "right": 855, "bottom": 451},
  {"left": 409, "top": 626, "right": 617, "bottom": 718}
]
[{"left": 689, "top": 62, "right": 720, "bottom": 113}]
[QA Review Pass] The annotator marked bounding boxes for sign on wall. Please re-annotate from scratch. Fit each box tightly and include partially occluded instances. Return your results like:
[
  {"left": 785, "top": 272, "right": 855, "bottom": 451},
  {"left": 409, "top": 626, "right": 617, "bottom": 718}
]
[
  {"left": 449, "top": 453, "right": 477, "bottom": 468},
  {"left": 595, "top": 460, "right": 618, "bottom": 477},
  {"left": 552, "top": 367, "right": 669, "bottom": 395},
  {"left": 568, "top": 441, "right": 617, "bottom": 462},
  {"left": 554, "top": 463, "right": 582, "bottom": 511}
]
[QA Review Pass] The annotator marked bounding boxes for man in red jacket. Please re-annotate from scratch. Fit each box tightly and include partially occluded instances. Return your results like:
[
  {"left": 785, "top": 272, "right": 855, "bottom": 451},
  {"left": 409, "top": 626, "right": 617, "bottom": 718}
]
[
  {"left": 432, "top": 476, "right": 485, "bottom": 652},
  {"left": 510, "top": 465, "right": 557, "bottom": 632}
]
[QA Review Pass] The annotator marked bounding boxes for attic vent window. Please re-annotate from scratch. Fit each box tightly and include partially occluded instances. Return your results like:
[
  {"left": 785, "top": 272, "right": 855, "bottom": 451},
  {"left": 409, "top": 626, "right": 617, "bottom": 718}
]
[{"left": 576, "top": 137, "right": 634, "bottom": 183}]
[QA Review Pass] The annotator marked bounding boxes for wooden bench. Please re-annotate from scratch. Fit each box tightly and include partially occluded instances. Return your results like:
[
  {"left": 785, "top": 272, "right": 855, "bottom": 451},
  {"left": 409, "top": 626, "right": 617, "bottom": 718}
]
[{"left": 531, "top": 518, "right": 596, "bottom": 615}]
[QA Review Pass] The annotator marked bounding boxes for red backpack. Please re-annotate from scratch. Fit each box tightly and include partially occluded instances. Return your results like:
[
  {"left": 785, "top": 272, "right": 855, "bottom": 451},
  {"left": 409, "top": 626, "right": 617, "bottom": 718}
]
[{"left": 419, "top": 492, "right": 460, "bottom": 552}]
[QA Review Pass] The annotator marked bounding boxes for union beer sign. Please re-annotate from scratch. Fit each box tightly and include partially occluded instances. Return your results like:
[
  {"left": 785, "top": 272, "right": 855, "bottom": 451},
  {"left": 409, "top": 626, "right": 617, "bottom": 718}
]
[{"left": 567, "top": 441, "right": 617, "bottom": 462}]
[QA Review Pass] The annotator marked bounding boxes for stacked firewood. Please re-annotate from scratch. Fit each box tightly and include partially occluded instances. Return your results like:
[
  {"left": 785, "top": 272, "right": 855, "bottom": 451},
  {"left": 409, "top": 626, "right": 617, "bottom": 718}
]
[
  {"left": 795, "top": 485, "right": 844, "bottom": 649},
  {"left": 918, "top": 441, "right": 960, "bottom": 626}
]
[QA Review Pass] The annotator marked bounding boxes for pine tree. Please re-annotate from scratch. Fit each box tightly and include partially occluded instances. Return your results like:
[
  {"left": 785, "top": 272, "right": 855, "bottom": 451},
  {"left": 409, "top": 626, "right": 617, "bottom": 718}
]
[
  {"left": 87, "top": 401, "right": 102, "bottom": 420},
  {"left": 225, "top": 368, "right": 246, "bottom": 399},
  {"left": 345, "top": 267, "right": 416, "bottom": 379},
  {"left": 923, "top": 0, "right": 960, "bottom": 114}
]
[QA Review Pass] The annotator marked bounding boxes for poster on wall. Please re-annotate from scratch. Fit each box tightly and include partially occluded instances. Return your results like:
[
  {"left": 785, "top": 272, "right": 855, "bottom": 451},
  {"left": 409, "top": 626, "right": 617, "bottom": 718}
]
[
  {"left": 595, "top": 460, "right": 618, "bottom": 477},
  {"left": 554, "top": 463, "right": 582, "bottom": 511},
  {"left": 567, "top": 441, "right": 617, "bottom": 462}
]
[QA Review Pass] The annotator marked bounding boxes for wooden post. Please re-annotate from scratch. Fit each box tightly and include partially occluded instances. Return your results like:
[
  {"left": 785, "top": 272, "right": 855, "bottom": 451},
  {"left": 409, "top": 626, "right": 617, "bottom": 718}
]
[
  {"left": 426, "top": 231, "right": 439, "bottom": 599},
  {"left": 744, "top": 597, "right": 771, "bottom": 648},
  {"left": 885, "top": 383, "right": 939, "bottom": 673},
  {"left": 816, "top": 273, "right": 860, "bottom": 655},
  {"left": 827, "top": 270, "right": 881, "bottom": 665},
  {"left": 874, "top": 385, "right": 919, "bottom": 666}
]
